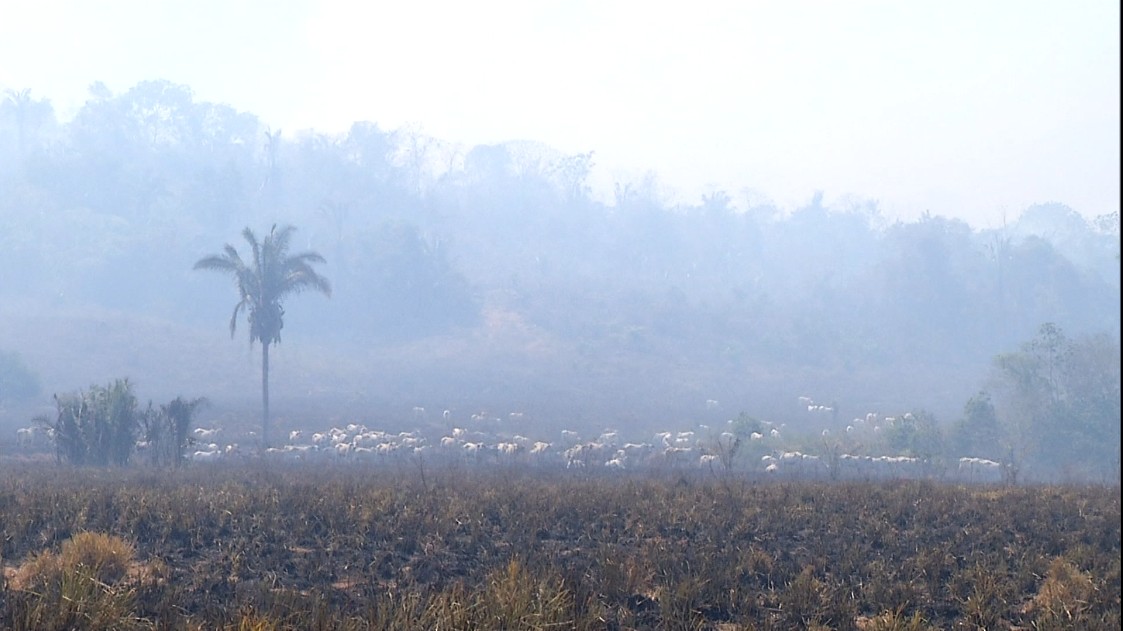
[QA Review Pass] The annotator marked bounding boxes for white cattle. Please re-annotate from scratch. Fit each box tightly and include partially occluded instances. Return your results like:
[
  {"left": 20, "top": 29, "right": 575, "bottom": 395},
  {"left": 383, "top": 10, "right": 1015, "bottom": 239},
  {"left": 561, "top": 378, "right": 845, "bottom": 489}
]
[
  {"left": 16, "top": 427, "right": 35, "bottom": 447},
  {"left": 599, "top": 430, "right": 619, "bottom": 445},
  {"left": 190, "top": 450, "right": 221, "bottom": 462},
  {"left": 564, "top": 444, "right": 588, "bottom": 468},
  {"left": 662, "top": 446, "right": 692, "bottom": 466},
  {"left": 958, "top": 457, "right": 1003, "bottom": 482},
  {"left": 605, "top": 457, "right": 626, "bottom": 470}
]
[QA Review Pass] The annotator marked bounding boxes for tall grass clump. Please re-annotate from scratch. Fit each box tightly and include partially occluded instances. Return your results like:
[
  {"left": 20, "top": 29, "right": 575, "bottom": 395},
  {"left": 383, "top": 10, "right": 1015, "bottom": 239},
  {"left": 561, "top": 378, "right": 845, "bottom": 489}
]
[
  {"left": 477, "top": 557, "right": 574, "bottom": 628},
  {"left": 1022, "top": 557, "right": 1100, "bottom": 630},
  {"left": 856, "top": 606, "right": 939, "bottom": 631},
  {"left": 5, "top": 531, "right": 143, "bottom": 630}
]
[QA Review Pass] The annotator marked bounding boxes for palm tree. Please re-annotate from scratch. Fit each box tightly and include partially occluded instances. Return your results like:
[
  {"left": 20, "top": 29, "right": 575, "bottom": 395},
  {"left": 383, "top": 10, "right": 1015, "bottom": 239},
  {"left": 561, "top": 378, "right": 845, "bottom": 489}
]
[
  {"left": 2, "top": 88, "right": 54, "bottom": 161},
  {"left": 194, "top": 224, "right": 331, "bottom": 448}
]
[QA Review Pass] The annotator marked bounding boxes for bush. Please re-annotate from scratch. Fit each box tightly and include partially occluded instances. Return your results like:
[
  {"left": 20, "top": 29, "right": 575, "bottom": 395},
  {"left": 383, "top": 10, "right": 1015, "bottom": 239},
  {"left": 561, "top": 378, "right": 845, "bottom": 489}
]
[
  {"left": 37, "top": 379, "right": 141, "bottom": 466},
  {"left": 37, "top": 382, "right": 209, "bottom": 469},
  {"left": 141, "top": 396, "right": 208, "bottom": 468}
]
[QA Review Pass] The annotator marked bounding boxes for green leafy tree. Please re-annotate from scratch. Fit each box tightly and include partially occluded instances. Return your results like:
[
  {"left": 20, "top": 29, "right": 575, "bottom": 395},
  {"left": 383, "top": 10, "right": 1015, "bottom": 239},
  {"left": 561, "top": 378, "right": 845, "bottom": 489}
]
[
  {"left": 951, "top": 391, "right": 1005, "bottom": 459},
  {"left": 992, "top": 322, "right": 1069, "bottom": 471},
  {"left": 194, "top": 225, "right": 331, "bottom": 448},
  {"left": 992, "top": 323, "right": 1121, "bottom": 480},
  {"left": 1061, "top": 333, "right": 1122, "bottom": 479},
  {"left": 883, "top": 410, "right": 945, "bottom": 460}
]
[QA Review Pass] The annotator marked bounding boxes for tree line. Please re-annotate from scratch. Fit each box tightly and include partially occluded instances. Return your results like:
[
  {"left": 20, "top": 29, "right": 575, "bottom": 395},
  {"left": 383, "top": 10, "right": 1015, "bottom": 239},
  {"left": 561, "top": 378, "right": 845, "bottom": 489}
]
[{"left": 1, "top": 80, "right": 1116, "bottom": 364}]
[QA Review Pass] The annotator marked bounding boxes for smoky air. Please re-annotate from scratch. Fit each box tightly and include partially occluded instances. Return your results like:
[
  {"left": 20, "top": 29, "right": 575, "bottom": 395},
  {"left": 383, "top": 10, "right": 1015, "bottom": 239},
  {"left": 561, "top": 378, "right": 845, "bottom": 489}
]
[{"left": 0, "top": 82, "right": 1119, "bottom": 483}]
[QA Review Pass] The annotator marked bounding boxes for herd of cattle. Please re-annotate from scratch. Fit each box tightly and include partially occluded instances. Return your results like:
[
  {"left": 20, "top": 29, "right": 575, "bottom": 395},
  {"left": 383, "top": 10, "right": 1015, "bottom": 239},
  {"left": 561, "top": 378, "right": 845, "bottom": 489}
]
[{"left": 9, "top": 405, "right": 1007, "bottom": 483}]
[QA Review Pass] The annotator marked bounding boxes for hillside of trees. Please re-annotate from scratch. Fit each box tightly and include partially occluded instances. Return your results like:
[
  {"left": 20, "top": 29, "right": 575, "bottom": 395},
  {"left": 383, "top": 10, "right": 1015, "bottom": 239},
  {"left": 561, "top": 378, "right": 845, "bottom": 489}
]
[{"left": 1, "top": 81, "right": 1119, "bottom": 477}]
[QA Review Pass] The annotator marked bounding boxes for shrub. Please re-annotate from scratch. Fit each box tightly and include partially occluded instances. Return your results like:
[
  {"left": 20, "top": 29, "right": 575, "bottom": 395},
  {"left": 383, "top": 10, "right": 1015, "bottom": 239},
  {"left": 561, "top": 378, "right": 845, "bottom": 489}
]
[
  {"left": 37, "top": 379, "right": 141, "bottom": 466},
  {"left": 142, "top": 396, "right": 208, "bottom": 468}
]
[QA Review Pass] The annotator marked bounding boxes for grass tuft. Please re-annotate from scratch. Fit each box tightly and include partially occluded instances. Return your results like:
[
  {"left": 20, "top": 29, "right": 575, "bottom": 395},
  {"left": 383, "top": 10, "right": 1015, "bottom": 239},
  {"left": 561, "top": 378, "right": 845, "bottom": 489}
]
[{"left": 8, "top": 531, "right": 142, "bottom": 630}]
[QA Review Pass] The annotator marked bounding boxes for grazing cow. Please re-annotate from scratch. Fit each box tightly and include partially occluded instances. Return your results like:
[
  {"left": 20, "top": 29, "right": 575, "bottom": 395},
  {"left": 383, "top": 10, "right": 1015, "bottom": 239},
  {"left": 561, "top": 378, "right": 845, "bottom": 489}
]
[
  {"left": 16, "top": 427, "right": 36, "bottom": 447},
  {"left": 194, "top": 427, "right": 220, "bottom": 440}
]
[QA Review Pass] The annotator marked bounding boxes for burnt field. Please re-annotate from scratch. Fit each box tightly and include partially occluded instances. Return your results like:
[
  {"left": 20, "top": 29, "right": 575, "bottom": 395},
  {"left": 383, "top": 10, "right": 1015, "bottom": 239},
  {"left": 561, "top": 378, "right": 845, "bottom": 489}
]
[{"left": 0, "top": 463, "right": 1119, "bottom": 630}]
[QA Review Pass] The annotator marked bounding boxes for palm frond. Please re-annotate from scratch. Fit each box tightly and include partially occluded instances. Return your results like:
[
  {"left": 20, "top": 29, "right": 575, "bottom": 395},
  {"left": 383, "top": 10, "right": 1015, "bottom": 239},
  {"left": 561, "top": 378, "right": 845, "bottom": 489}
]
[
  {"left": 193, "top": 254, "right": 238, "bottom": 272},
  {"left": 229, "top": 299, "right": 247, "bottom": 338},
  {"left": 243, "top": 227, "right": 261, "bottom": 274},
  {"left": 269, "top": 224, "right": 296, "bottom": 253},
  {"left": 223, "top": 244, "right": 243, "bottom": 263},
  {"left": 281, "top": 255, "right": 332, "bottom": 297},
  {"left": 288, "top": 250, "right": 327, "bottom": 265},
  {"left": 285, "top": 269, "right": 332, "bottom": 297}
]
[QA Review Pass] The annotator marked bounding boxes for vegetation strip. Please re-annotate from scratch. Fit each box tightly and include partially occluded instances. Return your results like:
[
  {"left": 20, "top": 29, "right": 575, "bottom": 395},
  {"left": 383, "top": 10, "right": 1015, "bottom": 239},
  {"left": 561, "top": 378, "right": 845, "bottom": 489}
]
[{"left": 1, "top": 465, "right": 1118, "bottom": 629}]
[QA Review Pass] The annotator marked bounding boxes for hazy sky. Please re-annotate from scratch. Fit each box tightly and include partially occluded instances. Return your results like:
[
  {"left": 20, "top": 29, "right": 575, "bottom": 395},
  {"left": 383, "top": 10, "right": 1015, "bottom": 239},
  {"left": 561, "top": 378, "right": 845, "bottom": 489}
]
[{"left": 2, "top": 0, "right": 1119, "bottom": 227}]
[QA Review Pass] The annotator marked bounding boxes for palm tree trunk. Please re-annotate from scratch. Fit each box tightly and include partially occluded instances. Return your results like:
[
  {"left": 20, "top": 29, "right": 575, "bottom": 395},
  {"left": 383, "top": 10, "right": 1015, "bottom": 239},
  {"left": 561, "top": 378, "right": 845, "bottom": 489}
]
[{"left": 262, "top": 341, "right": 271, "bottom": 450}]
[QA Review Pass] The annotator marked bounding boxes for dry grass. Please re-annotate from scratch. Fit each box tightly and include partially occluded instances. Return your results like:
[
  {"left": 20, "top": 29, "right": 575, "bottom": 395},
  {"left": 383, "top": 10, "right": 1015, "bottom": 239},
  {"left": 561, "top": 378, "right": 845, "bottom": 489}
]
[
  {"left": 1021, "top": 557, "right": 1100, "bottom": 629},
  {"left": 0, "top": 464, "right": 1118, "bottom": 630},
  {"left": 6, "top": 531, "right": 144, "bottom": 631}
]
